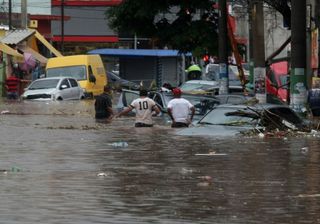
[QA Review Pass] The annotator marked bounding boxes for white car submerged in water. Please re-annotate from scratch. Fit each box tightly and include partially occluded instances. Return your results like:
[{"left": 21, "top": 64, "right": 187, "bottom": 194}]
[{"left": 22, "top": 77, "right": 84, "bottom": 101}]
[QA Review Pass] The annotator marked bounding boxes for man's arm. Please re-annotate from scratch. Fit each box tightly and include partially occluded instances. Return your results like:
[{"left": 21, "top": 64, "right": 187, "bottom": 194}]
[
  {"left": 190, "top": 106, "right": 195, "bottom": 121},
  {"left": 167, "top": 108, "right": 175, "bottom": 122},
  {"left": 115, "top": 106, "right": 133, "bottom": 118},
  {"left": 152, "top": 104, "right": 161, "bottom": 115},
  {"left": 107, "top": 106, "right": 114, "bottom": 116}
]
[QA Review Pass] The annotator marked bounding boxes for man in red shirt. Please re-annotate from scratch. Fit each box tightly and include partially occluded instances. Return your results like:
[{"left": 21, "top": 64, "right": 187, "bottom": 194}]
[{"left": 5, "top": 75, "right": 20, "bottom": 100}]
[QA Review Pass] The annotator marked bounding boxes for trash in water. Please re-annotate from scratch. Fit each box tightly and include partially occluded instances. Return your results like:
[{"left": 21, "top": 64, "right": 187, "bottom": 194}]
[
  {"left": 1, "top": 110, "right": 10, "bottom": 114},
  {"left": 108, "top": 141, "right": 128, "bottom": 148},
  {"left": 11, "top": 166, "right": 22, "bottom": 172},
  {"left": 97, "top": 172, "right": 108, "bottom": 177},
  {"left": 300, "top": 147, "right": 309, "bottom": 154},
  {"left": 195, "top": 151, "right": 227, "bottom": 156},
  {"left": 0, "top": 169, "right": 8, "bottom": 174}
]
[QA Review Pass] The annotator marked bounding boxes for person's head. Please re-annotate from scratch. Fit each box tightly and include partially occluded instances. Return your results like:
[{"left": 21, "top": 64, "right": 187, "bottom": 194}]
[
  {"left": 103, "top": 85, "right": 112, "bottom": 93},
  {"left": 172, "top": 87, "right": 182, "bottom": 98},
  {"left": 162, "top": 82, "right": 173, "bottom": 90},
  {"left": 139, "top": 89, "right": 148, "bottom": 97}
]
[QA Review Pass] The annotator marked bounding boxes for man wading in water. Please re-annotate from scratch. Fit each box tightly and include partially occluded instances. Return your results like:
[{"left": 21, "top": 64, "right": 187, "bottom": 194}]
[
  {"left": 167, "top": 88, "right": 195, "bottom": 128},
  {"left": 94, "top": 85, "right": 114, "bottom": 122},
  {"left": 116, "top": 89, "right": 160, "bottom": 127}
]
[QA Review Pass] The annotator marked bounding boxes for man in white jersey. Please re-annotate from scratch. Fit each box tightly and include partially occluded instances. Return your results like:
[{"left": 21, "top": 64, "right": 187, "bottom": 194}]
[
  {"left": 167, "top": 88, "right": 195, "bottom": 128},
  {"left": 116, "top": 89, "right": 160, "bottom": 127}
]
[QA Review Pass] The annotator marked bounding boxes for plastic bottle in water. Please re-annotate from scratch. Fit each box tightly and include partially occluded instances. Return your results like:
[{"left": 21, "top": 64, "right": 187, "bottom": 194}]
[{"left": 109, "top": 141, "right": 128, "bottom": 148}]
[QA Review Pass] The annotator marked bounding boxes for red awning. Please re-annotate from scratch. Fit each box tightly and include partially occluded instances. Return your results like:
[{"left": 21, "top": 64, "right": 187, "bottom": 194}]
[
  {"left": 30, "top": 15, "right": 71, "bottom": 21},
  {"left": 52, "top": 36, "right": 119, "bottom": 42},
  {"left": 52, "top": 0, "right": 122, "bottom": 6}
]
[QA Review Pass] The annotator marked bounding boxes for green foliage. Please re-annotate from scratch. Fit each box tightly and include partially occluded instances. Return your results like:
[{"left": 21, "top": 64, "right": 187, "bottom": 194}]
[{"left": 106, "top": 0, "right": 219, "bottom": 56}]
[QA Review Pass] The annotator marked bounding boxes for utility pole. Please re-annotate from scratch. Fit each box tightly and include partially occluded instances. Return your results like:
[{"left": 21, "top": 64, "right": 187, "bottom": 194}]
[
  {"left": 8, "top": 0, "right": 12, "bottom": 30},
  {"left": 248, "top": 1, "right": 254, "bottom": 86},
  {"left": 252, "top": 0, "right": 266, "bottom": 103},
  {"left": 316, "top": 0, "right": 320, "bottom": 82},
  {"left": 61, "top": 0, "right": 65, "bottom": 54},
  {"left": 290, "top": 0, "right": 307, "bottom": 112},
  {"left": 21, "top": 0, "right": 27, "bottom": 29},
  {"left": 218, "top": 0, "right": 229, "bottom": 94}
]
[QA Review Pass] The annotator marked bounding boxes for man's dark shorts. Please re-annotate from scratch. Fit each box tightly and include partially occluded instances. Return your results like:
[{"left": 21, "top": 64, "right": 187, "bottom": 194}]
[
  {"left": 135, "top": 122, "right": 153, "bottom": 127},
  {"left": 171, "top": 122, "right": 189, "bottom": 128}
]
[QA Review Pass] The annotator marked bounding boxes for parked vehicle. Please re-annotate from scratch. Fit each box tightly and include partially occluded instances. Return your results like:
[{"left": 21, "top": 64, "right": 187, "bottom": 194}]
[
  {"left": 46, "top": 54, "right": 107, "bottom": 98},
  {"left": 22, "top": 77, "right": 84, "bottom": 100},
  {"left": 118, "top": 89, "right": 256, "bottom": 122},
  {"left": 179, "top": 80, "right": 243, "bottom": 95},
  {"left": 214, "top": 93, "right": 256, "bottom": 105},
  {"left": 266, "top": 61, "right": 289, "bottom": 103},
  {"left": 118, "top": 89, "right": 220, "bottom": 119},
  {"left": 204, "top": 64, "right": 249, "bottom": 82},
  {"left": 107, "top": 71, "right": 140, "bottom": 91},
  {"left": 177, "top": 104, "right": 306, "bottom": 137}
]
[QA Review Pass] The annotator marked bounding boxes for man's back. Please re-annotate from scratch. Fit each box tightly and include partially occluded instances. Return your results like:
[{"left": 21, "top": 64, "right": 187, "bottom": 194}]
[
  {"left": 130, "top": 97, "right": 156, "bottom": 125},
  {"left": 95, "top": 93, "right": 112, "bottom": 119},
  {"left": 167, "top": 98, "right": 192, "bottom": 123}
]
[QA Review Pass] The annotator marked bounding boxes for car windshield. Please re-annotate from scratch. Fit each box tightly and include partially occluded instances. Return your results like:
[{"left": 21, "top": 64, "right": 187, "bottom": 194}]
[
  {"left": 28, "top": 79, "right": 60, "bottom": 90},
  {"left": 199, "top": 107, "right": 259, "bottom": 126},
  {"left": 204, "top": 65, "right": 244, "bottom": 81},
  {"left": 278, "top": 75, "right": 289, "bottom": 88},
  {"left": 46, "top": 65, "right": 87, "bottom": 80},
  {"left": 161, "top": 93, "right": 218, "bottom": 114},
  {"left": 180, "top": 83, "right": 217, "bottom": 92}
]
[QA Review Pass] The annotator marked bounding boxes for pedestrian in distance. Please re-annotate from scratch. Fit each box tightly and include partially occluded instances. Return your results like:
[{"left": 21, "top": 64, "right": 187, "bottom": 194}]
[
  {"left": 167, "top": 87, "right": 195, "bottom": 128},
  {"left": 115, "top": 89, "right": 160, "bottom": 127},
  {"left": 5, "top": 74, "right": 20, "bottom": 100},
  {"left": 94, "top": 85, "right": 114, "bottom": 122}
]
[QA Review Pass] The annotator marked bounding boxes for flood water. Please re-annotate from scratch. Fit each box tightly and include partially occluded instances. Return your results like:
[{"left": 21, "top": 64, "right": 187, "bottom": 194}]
[{"left": 1, "top": 96, "right": 320, "bottom": 224}]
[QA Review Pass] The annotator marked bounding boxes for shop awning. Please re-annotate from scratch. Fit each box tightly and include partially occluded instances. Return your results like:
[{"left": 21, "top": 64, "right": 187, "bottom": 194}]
[
  {"left": 0, "top": 29, "right": 35, "bottom": 45},
  {"left": 0, "top": 42, "right": 24, "bottom": 58}
]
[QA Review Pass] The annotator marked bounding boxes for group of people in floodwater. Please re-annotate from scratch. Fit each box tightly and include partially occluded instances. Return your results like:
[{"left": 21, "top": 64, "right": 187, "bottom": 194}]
[{"left": 94, "top": 85, "right": 195, "bottom": 128}]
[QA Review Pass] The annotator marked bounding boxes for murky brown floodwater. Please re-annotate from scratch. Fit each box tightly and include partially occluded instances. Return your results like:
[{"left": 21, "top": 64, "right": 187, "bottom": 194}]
[{"left": 0, "top": 96, "right": 320, "bottom": 224}]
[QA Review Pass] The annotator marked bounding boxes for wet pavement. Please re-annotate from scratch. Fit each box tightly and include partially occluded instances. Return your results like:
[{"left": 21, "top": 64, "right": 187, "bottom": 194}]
[{"left": 0, "top": 96, "right": 320, "bottom": 224}]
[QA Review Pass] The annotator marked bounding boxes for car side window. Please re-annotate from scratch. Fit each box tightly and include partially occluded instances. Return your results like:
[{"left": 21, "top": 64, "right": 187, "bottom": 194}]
[
  {"left": 68, "top": 78, "right": 78, "bottom": 87},
  {"left": 60, "top": 79, "right": 70, "bottom": 89}
]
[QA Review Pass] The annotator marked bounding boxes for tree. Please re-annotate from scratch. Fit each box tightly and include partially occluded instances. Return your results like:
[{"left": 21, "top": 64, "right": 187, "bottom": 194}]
[
  {"left": 107, "top": 0, "right": 219, "bottom": 56},
  {"left": 107, "top": 0, "right": 291, "bottom": 56}
]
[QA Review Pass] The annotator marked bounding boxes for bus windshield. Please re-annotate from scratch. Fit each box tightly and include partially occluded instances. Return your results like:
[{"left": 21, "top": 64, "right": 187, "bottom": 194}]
[{"left": 46, "top": 65, "right": 87, "bottom": 81}]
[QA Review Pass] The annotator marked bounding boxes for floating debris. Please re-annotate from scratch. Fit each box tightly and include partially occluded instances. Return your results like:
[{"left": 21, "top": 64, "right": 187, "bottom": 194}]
[
  {"left": 1, "top": 110, "right": 10, "bottom": 114},
  {"left": 300, "top": 147, "right": 309, "bottom": 154},
  {"left": 11, "top": 166, "right": 22, "bottom": 172},
  {"left": 197, "top": 175, "right": 212, "bottom": 181},
  {"left": 195, "top": 151, "right": 227, "bottom": 156},
  {"left": 293, "top": 194, "right": 320, "bottom": 198},
  {"left": 97, "top": 172, "right": 108, "bottom": 177},
  {"left": 108, "top": 141, "right": 128, "bottom": 148}
]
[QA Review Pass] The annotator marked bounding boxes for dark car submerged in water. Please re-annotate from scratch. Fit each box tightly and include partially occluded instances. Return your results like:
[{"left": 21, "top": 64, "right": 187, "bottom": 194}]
[
  {"left": 117, "top": 89, "right": 220, "bottom": 120},
  {"left": 177, "top": 104, "right": 308, "bottom": 137},
  {"left": 117, "top": 89, "right": 258, "bottom": 122}
]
